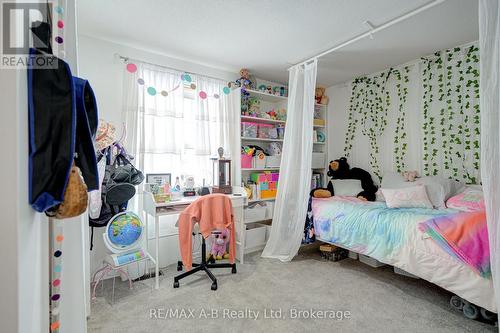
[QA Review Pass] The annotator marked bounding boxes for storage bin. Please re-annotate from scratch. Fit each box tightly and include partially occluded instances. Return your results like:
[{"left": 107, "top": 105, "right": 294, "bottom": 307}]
[
  {"left": 265, "top": 155, "right": 281, "bottom": 168},
  {"left": 251, "top": 172, "right": 268, "bottom": 183},
  {"left": 348, "top": 251, "right": 358, "bottom": 260},
  {"left": 254, "top": 153, "right": 266, "bottom": 168},
  {"left": 263, "top": 224, "right": 272, "bottom": 241},
  {"left": 241, "top": 122, "right": 258, "bottom": 138},
  {"left": 394, "top": 267, "right": 420, "bottom": 279},
  {"left": 260, "top": 189, "right": 277, "bottom": 199},
  {"left": 312, "top": 153, "right": 326, "bottom": 169},
  {"left": 241, "top": 154, "right": 253, "bottom": 169},
  {"left": 244, "top": 203, "right": 267, "bottom": 223},
  {"left": 258, "top": 124, "right": 273, "bottom": 139},
  {"left": 277, "top": 126, "right": 285, "bottom": 139},
  {"left": 245, "top": 224, "right": 267, "bottom": 250},
  {"left": 268, "top": 127, "right": 278, "bottom": 139},
  {"left": 359, "top": 254, "right": 386, "bottom": 268},
  {"left": 265, "top": 201, "right": 274, "bottom": 219}
]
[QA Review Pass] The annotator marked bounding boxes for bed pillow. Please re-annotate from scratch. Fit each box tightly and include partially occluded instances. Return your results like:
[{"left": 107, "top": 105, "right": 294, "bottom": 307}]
[
  {"left": 381, "top": 172, "right": 464, "bottom": 208},
  {"left": 331, "top": 179, "right": 363, "bottom": 197},
  {"left": 381, "top": 185, "right": 433, "bottom": 209},
  {"left": 446, "top": 186, "right": 485, "bottom": 212}
]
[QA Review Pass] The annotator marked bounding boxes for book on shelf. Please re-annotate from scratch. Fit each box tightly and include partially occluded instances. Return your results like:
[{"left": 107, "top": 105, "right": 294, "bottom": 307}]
[{"left": 311, "top": 173, "right": 324, "bottom": 190}]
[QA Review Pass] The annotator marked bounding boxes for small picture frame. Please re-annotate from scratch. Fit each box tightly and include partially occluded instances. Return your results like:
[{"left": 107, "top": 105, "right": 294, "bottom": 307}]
[{"left": 145, "top": 173, "right": 171, "bottom": 186}]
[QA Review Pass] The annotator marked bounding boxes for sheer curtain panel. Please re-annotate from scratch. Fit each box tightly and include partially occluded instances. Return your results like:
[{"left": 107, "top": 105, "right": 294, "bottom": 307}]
[
  {"left": 262, "top": 60, "right": 317, "bottom": 261},
  {"left": 479, "top": 0, "right": 500, "bottom": 321}
]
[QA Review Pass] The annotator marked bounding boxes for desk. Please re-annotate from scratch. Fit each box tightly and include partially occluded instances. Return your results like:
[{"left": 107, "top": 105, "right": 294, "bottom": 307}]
[{"left": 143, "top": 189, "right": 245, "bottom": 289}]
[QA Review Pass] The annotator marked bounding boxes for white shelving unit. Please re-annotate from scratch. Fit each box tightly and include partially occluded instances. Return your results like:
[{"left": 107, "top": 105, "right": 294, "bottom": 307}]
[
  {"left": 237, "top": 87, "right": 288, "bottom": 263},
  {"left": 312, "top": 103, "right": 328, "bottom": 188}
]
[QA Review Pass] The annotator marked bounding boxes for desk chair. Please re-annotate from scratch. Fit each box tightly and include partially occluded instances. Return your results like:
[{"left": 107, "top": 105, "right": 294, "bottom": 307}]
[{"left": 173, "top": 195, "right": 237, "bottom": 290}]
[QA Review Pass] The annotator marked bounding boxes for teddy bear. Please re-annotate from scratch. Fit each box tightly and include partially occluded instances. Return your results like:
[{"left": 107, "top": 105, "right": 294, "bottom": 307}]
[
  {"left": 311, "top": 157, "right": 377, "bottom": 201},
  {"left": 402, "top": 170, "right": 419, "bottom": 182},
  {"left": 315, "top": 86, "right": 330, "bottom": 105},
  {"left": 210, "top": 229, "right": 230, "bottom": 260}
]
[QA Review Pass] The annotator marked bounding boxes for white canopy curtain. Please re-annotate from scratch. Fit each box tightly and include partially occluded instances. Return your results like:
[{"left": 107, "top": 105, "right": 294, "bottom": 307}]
[
  {"left": 479, "top": 0, "right": 500, "bottom": 322},
  {"left": 122, "top": 62, "right": 238, "bottom": 194},
  {"left": 262, "top": 60, "right": 317, "bottom": 261}
]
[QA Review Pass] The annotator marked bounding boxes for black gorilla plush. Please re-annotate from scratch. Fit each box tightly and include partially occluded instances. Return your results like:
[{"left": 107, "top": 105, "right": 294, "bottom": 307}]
[{"left": 311, "top": 157, "right": 377, "bottom": 201}]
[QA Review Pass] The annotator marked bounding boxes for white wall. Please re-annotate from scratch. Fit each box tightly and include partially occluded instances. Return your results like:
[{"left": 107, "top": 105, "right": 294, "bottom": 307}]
[
  {"left": 0, "top": 44, "right": 47, "bottom": 333},
  {"left": 77, "top": 34, "right": 240, "bottom": 277}
]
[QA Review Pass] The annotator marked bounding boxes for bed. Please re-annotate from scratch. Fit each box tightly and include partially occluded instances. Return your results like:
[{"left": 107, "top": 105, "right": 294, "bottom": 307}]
[{"left": 311, "top": 196, "right": 496, "bottom": 312}]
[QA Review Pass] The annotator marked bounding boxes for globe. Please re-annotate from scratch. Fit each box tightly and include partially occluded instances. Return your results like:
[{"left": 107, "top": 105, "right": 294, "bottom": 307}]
[{"left": 105, "top": 212, "right": 143, "bottom": 251}]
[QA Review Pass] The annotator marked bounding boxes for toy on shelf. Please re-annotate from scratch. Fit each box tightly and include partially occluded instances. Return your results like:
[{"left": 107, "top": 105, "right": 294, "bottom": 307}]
[
  {"left": 248, "top": 97, "right": 261, "bottom": 117},
  {"left": 209, "top": 229, "right": 230, "bottom": 260},
  {"left": 315, "top": 86, "right": 329, "bottom": 105},
  {"left": 243, "top": 146, "right": 256, "bottom": 156},
  {"left": 258, "top": 84, "right": 267, "bottom": 92},
  {"left": 276, "top": 108, "right": 287, "bottom": 121},
  {"left": 266, "top": 85, "right": 273, "bottom": 95},
  {"left": 273, "top": 86, "right": 281, "bottom": 96},
  {"left": 235, "top": 68, "right": 253, "bottom": 90},
  {"left": 280, "top": 86, "right": 287, "bottom": 97},
  {"left": 267, "top": 142, "right": 282, "bottom": 156},
  {"left": 267, "top": 109, "right": 277, "bottom": 120}
]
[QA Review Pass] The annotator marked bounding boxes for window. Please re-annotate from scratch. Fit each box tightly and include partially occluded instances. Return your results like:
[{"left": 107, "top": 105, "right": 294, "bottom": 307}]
[{"left": 126, "top": 65, "right": 234, "bottom": 188}]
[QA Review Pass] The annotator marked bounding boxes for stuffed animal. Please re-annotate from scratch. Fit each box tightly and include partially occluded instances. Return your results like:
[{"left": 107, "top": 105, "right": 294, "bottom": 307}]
[
  {"left": 402, "top": 170, "right": 419, "bottom": 182},
  {"left": 267, "top": 109, "right": 277, "bottom": 119},
  {"left": 235, "top": 68, "right": 252, "bottom": 90},
  {"left": 276, "top": 108, "right": 287, "bottom": 121},
  {"left": 315, "top": 86, "right": 330, "bottom": 105},
  {"left": 267, "top": 142, "right": 282, "bottom": 156},
  {"left": 210, "top": 229, "right": 230, "bottom": 260},
  {"left": 311, "top": 157, "right": 377, "bottom": 201},
  {"left": 248, "top": 97, "right": 260, "bottom": 117}
]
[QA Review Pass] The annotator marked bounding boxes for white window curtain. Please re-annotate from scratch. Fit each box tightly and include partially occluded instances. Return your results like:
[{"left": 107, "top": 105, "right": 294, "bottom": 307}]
[
  {"left": 479, "top": 0, "right": 500, "bottom": 321},
  {"left": 122, "top": 63, "right": 237, "bottom": 191},
  {"left": 262, "top": 60, "right": 317, "bottom": 261}
]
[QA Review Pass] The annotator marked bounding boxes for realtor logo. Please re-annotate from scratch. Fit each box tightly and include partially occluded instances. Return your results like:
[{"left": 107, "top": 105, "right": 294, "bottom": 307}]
[{"left": 1, "top": 1, "right": 58, "bottom": 68}]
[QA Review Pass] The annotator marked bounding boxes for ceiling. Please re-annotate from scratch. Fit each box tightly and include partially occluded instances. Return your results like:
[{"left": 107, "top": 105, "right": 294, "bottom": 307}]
[{"left": 78, "top": 0, "right": 478, "bottom": 86}]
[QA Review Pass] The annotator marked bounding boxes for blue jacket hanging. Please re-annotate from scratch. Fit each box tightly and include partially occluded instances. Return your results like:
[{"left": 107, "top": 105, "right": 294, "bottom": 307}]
[{"left": 28, "top": 48, "right": 99, "bottom": 212}]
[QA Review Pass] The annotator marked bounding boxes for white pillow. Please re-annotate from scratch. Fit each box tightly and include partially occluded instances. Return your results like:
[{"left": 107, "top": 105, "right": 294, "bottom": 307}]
[
  {"left": 381, "top": 185, "right": 433, "bottom": 209},
  {"left": 381, "top": 172, "right": 464, "bottom": 208},
  {"left": 332, "top": 179, "right": 363, "bottom": 197}
]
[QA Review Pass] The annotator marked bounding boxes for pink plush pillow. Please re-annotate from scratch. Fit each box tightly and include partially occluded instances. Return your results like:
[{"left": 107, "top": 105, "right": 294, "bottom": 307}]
[
  {"left": 446, "top": 187, "right": 485, "bottom": 212},
  {"left": 381, "top": 185, "right": 433, "bottom": 209}
]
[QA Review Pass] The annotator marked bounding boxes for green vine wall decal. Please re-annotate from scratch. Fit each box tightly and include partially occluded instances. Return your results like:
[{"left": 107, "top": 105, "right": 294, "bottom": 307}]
[
  {"left": 343, "top": 70, "right": 393, "bottom": 182},
  {"left": 343, "top": 43, "right": 480, "bottom": 184},
  {"left": 393, "top": 66, "right": 410, "bottom": 172},
  {"left": 420, "top": 44, "right": 480, "bottom": 183}
]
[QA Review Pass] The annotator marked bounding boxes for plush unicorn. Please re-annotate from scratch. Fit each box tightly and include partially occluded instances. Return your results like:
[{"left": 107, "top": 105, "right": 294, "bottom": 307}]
[{"left": 210, "top": 229, "right": 230, "bottom": 260}]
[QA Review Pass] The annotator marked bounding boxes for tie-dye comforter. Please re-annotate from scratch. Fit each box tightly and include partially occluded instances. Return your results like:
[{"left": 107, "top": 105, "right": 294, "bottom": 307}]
[
  {"left": 311, "top": 196, "right": 496, "bottom": 312},
  {"left": 419, "top": 210, "right": 490, "bottom": 278},
  {"left": 312, "top": 196, "right": 453, "bottom": 262}
]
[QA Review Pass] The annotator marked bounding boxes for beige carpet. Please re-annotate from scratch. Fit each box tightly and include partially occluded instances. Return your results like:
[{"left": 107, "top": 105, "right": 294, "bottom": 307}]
[{"left": 88, "top": 249, "right": 495, "bottom": 333}]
